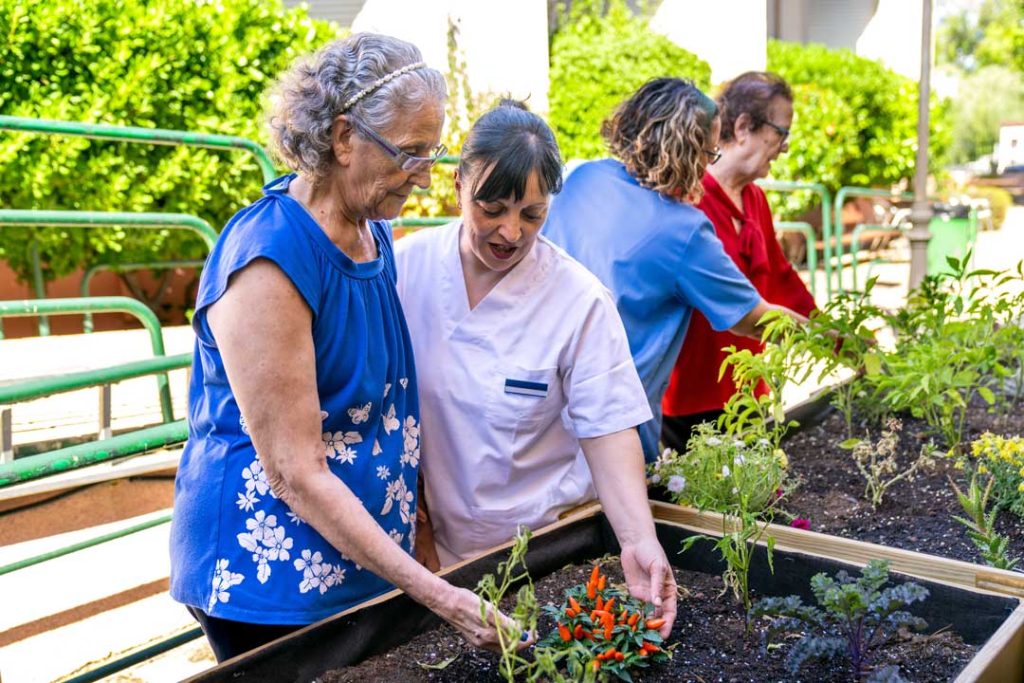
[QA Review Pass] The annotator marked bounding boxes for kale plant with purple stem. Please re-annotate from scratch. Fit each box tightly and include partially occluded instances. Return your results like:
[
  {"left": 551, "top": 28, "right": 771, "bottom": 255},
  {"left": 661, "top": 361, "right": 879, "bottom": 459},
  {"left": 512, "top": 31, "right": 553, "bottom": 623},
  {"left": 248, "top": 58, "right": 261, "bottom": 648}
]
[{"left": 753, "top": 560, "right": 928, "bottom": 682}]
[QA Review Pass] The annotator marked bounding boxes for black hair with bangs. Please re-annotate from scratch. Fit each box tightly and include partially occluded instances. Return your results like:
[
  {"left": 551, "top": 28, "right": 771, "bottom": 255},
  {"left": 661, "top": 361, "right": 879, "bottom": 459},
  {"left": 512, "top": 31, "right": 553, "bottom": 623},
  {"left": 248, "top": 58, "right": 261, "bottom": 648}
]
[{"left": 459, "top": 98, "right": 564, "bottom": 202}]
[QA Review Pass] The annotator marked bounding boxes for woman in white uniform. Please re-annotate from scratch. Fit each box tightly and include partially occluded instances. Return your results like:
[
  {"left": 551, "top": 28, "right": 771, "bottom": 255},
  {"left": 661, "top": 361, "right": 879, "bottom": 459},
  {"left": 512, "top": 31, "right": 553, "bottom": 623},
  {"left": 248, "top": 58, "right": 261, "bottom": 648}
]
[{"left": 395, "top": 100, "right": 676, "bottom": 635}]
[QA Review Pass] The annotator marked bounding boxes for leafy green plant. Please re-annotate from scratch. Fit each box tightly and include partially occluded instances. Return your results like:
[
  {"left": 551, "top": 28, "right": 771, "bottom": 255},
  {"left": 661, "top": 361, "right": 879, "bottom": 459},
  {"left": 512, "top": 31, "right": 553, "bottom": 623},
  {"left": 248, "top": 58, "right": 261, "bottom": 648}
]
[
  {"left": 798, "top": 277, "right": 884, "bottom": 438},
  {"left": 949, "top": 473, "right": 1019, "bottom": 570},
  {"left": 547, "top": 0, "right": 710, "bottom": 161},
  {"left": 654, "top": 423, "right": 789, "bottom": 627},
  {"left": 475, "top": 526, "right": 544, "bottom": 682},
  {"left": 0, "top": 0, "right": 339, "bottom": 284},
  {"left": 753, "top": 559, "right": 929, "bottom": 682},
  {"left": 841, "top": 418, "right": 935, "bottom": 509},
  {"left": 767, "top": 40, "right": 951, "bottom": 222},
  {"left": 539, "top": 563, "right": 671, "bottom": 681},
  {"left": 719, "top": 311, "right": 811, "bottom": 451}
]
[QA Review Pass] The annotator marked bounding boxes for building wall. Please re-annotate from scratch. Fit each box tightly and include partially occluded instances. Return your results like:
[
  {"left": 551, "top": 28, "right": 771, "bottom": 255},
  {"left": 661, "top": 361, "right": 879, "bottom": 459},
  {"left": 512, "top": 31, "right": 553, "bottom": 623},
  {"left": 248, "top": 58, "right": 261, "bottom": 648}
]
[
  {"left": 351, "top": 0, "right": 550, "bottom": 114},
  {"left": 650, "top": 0, "right": 767, "bottom": 86},
  {"left": 997, "top": 124, "right": 1024, "bottom": 173},
  {"left": 284, "top": 0, "right": 367, "bottom": 27}
]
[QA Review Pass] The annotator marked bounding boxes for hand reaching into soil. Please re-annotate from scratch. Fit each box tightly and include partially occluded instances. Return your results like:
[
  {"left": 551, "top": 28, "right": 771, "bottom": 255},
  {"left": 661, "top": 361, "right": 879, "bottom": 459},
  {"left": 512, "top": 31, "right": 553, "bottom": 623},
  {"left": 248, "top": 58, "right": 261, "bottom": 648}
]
[
  {"left": 621, "top": 538, "right": 677, "bottom": 638},
  {"left": 437, "top": 585, "right": 535, "bottom": 653}
]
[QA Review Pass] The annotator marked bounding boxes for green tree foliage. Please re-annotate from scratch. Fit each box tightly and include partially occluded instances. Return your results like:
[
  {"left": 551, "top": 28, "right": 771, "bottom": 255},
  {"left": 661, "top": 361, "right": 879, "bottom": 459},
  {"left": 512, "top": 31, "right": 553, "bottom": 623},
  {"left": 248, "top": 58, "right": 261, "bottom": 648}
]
[
  {"left": 0, "top": 0, "right": 339, "bottom": 283},
  {"left": 547, "top": 0, "right": 711, "bottom": 161},
  {"left": 950, "top": 66, "right": 1024, "bottom": 164},
  {"left": 767, "top": 40, "right": 952, "bottom": 219},
  {"left": 939, "top": 0, "right": 1024, "bottom": 74}
]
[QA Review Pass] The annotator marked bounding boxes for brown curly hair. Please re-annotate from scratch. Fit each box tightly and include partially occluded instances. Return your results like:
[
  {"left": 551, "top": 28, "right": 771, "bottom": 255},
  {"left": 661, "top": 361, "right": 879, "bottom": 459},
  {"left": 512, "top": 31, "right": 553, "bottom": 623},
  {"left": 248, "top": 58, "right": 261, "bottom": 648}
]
[{"left": 601, "top": 78, "right": 718, "bottom": 203}]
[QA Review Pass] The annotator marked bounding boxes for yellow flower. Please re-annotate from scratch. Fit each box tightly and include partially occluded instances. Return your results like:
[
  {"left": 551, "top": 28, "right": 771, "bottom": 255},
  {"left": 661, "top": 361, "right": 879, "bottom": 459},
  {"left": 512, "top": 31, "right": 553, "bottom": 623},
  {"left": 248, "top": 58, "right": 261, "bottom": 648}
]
[
  {"left": 1018, "top": 483, "right": 1024, "bottom": 493},
  {"left": 774, "top": 449, "right": 788, "bottom": 469},
  {"left": 979, "top": 464, "right": 989, "bottom": 475}
]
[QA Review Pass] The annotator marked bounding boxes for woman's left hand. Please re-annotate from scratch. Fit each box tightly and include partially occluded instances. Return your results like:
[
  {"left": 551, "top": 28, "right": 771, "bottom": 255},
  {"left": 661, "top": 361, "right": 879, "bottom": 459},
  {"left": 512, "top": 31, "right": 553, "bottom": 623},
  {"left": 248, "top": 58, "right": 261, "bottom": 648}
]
[{"left": 620, "top": 537, "right": 677, "bottom": 638}]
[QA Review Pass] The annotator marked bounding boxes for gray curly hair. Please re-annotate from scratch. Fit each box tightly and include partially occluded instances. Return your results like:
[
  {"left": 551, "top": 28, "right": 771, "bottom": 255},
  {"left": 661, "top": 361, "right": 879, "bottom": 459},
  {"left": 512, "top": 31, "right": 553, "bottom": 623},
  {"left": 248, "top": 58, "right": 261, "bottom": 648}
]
[{"left": 267, "top": 33, "right": 447, "bottom": 179}]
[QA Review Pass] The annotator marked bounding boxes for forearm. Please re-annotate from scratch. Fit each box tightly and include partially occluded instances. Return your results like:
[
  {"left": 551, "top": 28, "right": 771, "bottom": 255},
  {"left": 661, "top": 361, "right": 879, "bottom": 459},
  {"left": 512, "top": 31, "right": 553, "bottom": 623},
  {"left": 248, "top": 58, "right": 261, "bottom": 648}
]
[
  {"left": 580, "top": 429, "right": 658, "bottom": 547},
  {"left": 731, "top": 300, "right": 809, "bottom": 339},
  {"left": 276, "top": 460, "right": 448, "bottom": 610}
]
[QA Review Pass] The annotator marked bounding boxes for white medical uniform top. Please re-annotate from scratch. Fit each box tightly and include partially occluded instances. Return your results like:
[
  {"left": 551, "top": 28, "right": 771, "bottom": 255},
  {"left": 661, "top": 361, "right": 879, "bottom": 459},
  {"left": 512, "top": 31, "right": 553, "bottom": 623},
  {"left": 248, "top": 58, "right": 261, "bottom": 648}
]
[{"left": 395, "top": 222, "right": 652, "bottom": 565}]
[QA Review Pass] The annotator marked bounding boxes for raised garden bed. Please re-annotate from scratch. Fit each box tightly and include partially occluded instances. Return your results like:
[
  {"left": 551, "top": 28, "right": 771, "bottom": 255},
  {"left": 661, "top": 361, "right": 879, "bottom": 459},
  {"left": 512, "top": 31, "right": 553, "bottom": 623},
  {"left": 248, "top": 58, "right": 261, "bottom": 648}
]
[
  {"left": 782, "top": 390, "right": 1024, "bottom": 568},
  {"left": 186, "top": 505, "right": 1024, "bottom": 683}
]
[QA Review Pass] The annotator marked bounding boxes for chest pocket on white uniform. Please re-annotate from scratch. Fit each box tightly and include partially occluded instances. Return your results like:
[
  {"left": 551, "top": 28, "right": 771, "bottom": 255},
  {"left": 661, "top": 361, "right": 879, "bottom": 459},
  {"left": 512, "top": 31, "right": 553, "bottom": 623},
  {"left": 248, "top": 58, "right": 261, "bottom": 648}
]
[{"left": 486, "top": 366, "right": 563, "bottom": 431}]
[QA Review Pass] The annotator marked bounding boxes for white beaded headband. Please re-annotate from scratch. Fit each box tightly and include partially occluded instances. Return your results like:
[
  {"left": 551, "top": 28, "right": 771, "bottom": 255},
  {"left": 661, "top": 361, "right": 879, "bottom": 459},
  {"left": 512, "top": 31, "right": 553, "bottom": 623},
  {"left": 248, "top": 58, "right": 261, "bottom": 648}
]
[{"left": 340, "top": 61, "right": 426, "bottom": 113}]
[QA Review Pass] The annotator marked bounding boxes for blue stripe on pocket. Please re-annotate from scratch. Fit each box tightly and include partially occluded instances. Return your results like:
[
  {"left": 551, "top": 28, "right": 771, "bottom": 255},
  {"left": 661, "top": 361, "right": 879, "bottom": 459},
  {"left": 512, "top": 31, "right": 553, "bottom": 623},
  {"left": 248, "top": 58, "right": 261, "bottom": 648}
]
[{"left": 504, "top": 378, "right": 548, "bottom": 397}]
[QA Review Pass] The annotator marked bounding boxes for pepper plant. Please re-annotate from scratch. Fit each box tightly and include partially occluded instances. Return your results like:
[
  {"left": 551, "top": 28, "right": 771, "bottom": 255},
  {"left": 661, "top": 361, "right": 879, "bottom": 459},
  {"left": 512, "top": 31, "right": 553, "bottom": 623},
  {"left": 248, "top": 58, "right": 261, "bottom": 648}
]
[
  {"left": 539, "top": 563, "right": 671, "bottom": 681},
  {"left": 753, "top": 559, "right": 929, "bottom": 682}
]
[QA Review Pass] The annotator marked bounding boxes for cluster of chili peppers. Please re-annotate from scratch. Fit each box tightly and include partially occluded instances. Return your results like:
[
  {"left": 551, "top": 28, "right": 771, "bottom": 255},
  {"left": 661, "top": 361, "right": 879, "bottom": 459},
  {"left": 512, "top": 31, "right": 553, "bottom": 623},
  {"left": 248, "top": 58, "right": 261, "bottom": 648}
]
[{"left": 540, "top": 564, "right": 671, "bottom": 679}]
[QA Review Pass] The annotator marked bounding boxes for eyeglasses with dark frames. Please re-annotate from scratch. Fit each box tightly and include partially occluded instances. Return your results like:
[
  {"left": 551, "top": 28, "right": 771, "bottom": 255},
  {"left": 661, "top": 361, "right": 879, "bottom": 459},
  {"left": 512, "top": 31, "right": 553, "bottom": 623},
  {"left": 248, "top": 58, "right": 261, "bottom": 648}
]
[
  {"left": 350, "top": 117, "right": 448, "bottom": 172},
  {"left": 760, "top": 119, "right": 790, "bottom": 143},
  {"left": 704, "top": 147, "right": 722, "bottom": 165}
]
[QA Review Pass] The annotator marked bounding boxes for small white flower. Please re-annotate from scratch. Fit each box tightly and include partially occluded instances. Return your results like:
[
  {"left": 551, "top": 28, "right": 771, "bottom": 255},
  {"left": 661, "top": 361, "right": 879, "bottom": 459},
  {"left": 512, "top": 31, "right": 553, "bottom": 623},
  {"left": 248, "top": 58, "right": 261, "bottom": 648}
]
[
  {"left": 722, "top": 465, "right": 731, "bottom": 477},
  {"left": 732, "top": 487, "right": 739, "bottom": 495},
  {"left": 650, "top": 473, "right": 662, "bottom": 484},
  {"left": 733, "top": 440, "right": 745, "bottom": 449},
  {"left": 376, "top": 465, "right": 391, "bottom": 480},
  {"left": 758, "top": 438, "right": 771, "bottom": 447},
  {"left": 706, "top": 437, "right": 722, "bottom": 447},
  {"left": 667, "top": 475, "right": 686, "bottom": 493},
  {"left": 734, "top": 454, "right": 746, "bottom": 466},
  {"left": 661, "top": 448, "right": 672, "bottom": 460}
]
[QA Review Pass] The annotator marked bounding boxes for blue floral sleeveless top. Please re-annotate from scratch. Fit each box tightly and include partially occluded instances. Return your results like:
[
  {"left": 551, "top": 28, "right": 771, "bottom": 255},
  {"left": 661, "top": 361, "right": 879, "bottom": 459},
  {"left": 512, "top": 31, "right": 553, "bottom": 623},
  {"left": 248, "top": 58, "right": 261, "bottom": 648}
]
[{"left": 170, "top": 174, "right": 420, "bottom": 625}]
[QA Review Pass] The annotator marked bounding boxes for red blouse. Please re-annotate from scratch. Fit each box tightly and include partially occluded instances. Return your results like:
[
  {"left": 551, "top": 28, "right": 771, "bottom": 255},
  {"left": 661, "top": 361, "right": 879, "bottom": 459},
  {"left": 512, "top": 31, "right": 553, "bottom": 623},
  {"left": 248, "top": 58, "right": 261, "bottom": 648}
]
[{"left": 662, "top": 173, "right": 817, "bottom": 417}]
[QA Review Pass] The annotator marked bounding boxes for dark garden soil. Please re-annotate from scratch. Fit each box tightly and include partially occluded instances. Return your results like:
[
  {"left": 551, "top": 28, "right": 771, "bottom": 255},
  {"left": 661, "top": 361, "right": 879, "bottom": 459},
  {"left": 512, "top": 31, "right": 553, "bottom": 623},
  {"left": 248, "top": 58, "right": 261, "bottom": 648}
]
[
  {"left": 781, "top": 397, "right": 1024, "bottom": 565},
  {"left": 320, "top": 560, "right": 976, "bottom": 683}
]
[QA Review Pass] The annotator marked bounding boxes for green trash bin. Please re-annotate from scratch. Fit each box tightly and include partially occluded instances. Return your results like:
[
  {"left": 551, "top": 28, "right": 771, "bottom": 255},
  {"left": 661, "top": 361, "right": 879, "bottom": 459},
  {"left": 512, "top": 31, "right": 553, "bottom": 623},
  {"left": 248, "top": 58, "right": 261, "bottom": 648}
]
[{"left": 927, "top": 203, "right": 976, "bottom": 276}]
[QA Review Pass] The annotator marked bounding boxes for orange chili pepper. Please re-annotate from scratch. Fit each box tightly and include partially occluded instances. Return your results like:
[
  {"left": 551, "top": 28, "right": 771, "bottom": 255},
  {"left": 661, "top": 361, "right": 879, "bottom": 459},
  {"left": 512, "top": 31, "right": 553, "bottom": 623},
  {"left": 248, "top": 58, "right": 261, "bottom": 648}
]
[
  {"left": 646, "top": 618, "right": 666, "bottom": 631},
  {"left": 641, "top": 642, "right": 661, "bottom": 653},
  {"left": 589, "top": 565, "right": 600, "bottom": 586},
  {"left": 569, "top": 596, "right": 582, "bottom": 613},
  {"left": 603, "top": 623, "right": 613, "bottom": 640},
  {"left": 558, "top": 624, "right": 571, "bottom": 642},
  {"left": 628, "top": 613, "right": 640, "bottom": 627},
  {"left": 573, "top": 624, "right": 584, "bottom": 640},
  {"left": 595, "top": 596, "right": 604, "bottom": 611},
  {"left": 591, "top": 660, "right": 601, "bottom": 672},
  {"left": 603, "top": 598, "right": 615, "bottom": 613},
  {"left": 587, "top": 583, "right": 597, "bottom": 600},
  {"left": 566, "top": 607, "right": 577, "bottom": 618},
  {"left": 614, "top": 651, "right": 625, "bottom": 662},
  {"left": 597, "top": 647, "right": 616, "bottom": 661},
  {"left": 597, "top": 575, "right": 606, "bottom": 591}
]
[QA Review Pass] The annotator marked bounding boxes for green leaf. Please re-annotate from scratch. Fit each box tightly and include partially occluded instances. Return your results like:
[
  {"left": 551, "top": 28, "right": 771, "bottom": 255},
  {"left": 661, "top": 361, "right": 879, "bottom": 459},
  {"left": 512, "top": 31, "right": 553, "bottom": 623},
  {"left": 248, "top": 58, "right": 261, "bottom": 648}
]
[
  {"left": 838, "top": 438, "right": 862, "bottom": 450},
  {"left": 417, "top": 654, "right": 460, "bottom": 670},
  {"left": 978, "top": 386, "right": 996, "bottom": 405}
]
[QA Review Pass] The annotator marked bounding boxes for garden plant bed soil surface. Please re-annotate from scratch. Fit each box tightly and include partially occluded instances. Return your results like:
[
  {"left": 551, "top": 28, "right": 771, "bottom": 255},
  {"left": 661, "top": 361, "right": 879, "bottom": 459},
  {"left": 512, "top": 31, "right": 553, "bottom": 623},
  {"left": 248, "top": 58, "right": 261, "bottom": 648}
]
[
  {"left": 781, "top": 398, "right": 1024, "bottom": 565},
  {"left": 320, "top": 559, "right": 976, "bottom": 683}
]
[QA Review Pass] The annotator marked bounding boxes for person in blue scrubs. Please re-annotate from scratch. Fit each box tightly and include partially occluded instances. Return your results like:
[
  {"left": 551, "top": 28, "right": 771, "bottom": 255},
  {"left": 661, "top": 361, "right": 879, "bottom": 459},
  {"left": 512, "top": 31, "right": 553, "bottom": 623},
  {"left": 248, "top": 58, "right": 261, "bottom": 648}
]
[
  {"left": 169, "top": 34, "right": 525, "bottom": 662},
  {"left": 543, "top": 78, "right": 808, "bottom": 463}
]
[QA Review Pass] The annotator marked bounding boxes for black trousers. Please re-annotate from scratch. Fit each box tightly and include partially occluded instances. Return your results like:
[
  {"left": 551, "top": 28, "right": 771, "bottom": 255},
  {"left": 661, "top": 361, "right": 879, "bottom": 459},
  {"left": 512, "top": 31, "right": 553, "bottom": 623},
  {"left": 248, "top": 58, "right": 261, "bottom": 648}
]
[
  {"left": 187, "top": 605, "right": 303, "bottom": 663},
  {"left": 660, "top": 409, "right": 724, "bottom": 453}
]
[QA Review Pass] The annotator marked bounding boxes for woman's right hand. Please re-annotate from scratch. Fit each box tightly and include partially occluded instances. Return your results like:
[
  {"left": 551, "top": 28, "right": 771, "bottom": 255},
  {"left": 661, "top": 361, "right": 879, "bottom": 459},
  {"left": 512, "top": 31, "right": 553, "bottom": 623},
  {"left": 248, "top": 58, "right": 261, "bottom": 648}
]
[{"left": 434, "top": 584, "right": 535, "bottom": 653}]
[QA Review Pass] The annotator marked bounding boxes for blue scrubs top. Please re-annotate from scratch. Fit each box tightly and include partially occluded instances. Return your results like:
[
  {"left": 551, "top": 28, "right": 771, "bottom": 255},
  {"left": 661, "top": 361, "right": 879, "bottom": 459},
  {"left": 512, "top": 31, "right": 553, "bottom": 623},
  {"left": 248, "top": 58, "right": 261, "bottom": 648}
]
[
  {"left": 170, "top": 174, "right": 421, "bottom": 625},
  {"left": 542, "top": 159, "right": 761, "bottom": 462}
]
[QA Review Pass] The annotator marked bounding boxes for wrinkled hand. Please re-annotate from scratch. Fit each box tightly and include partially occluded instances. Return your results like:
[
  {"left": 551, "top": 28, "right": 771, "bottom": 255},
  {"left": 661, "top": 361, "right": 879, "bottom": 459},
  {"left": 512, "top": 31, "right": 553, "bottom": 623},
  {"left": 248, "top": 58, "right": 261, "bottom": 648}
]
[
  {"left": 415, "top": 504, "right": 441, "bottom": 572},
  {"left": 437, "top": 585, "right": 535, "bottom": 653},
  {"left": 621, "top": 537, "right": 677, "bottom": 638}
]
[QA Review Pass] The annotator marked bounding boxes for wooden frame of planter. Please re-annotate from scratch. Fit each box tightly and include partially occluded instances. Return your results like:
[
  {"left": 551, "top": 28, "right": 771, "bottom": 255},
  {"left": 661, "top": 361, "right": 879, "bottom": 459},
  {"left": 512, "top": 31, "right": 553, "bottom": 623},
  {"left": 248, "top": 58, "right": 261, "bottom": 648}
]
[{"left": 185, "top": 503, "right": 1024, "bottom": 683}]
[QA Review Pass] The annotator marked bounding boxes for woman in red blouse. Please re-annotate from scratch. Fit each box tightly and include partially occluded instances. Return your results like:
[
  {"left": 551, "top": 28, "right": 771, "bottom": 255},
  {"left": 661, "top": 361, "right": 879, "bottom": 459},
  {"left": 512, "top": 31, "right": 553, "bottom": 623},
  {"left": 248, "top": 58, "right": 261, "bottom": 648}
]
[{"left": 661, "top": 72, "right": 817, "bottom": 452}]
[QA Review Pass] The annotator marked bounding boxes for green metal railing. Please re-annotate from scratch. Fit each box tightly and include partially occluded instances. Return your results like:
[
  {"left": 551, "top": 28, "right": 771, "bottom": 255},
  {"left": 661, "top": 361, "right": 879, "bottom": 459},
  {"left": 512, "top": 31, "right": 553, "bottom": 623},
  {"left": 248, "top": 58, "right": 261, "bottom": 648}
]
[
  {"left": 80, "top": 259, "right": 205, "bottom": 333},
  {"left": 392, "top": 215, "right": 455, "bottom": 228},
  {"left": 63, "top": 627, "right": 203, "bottom": 683},
  {"left": 0, "top": 115, "right": 276, "bottom": 183},
  {"left": 0, "top": 419, "right": 187, "bottom": 488},
  {"left": 0, "top": 297, "right": 172, "bottom": 420},
  {"left": 757, "top": 179, "right": 835, "bottom": 300},
  {"left": 833, "top": 187, "right": 914, "bottom": 292},
  {"left": 0, "top": 210, "right": 216, "bottom": 336},
  {"left": 775, "top": 221, "right": 818, "bottom": 299}
]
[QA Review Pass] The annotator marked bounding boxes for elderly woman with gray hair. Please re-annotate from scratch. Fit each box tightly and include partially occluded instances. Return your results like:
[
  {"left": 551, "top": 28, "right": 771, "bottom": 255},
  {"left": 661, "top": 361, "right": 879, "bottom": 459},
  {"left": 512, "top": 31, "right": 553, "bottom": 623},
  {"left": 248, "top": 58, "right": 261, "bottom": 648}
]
[{"left": 169, "top": 33, "right": 523, "bottom": 661}]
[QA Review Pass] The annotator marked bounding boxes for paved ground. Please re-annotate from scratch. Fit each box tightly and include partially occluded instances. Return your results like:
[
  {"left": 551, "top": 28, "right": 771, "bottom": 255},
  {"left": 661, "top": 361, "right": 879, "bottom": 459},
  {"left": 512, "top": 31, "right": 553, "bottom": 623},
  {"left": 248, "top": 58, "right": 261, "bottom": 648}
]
[{"left": 1, "top": 209, "right": 1020, "bottom": 682}]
